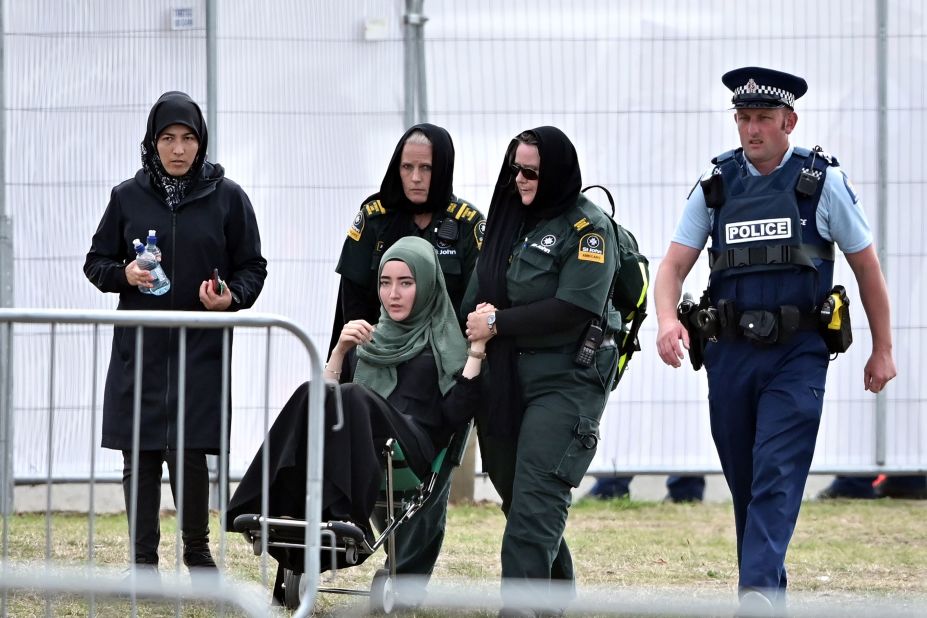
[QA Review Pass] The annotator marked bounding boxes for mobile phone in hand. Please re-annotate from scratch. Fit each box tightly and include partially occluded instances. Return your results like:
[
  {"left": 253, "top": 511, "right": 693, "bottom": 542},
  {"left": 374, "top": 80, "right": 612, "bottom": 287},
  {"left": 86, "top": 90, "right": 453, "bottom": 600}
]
[{"left": 210, "top": 268, "right": 226, "bottom": 295}]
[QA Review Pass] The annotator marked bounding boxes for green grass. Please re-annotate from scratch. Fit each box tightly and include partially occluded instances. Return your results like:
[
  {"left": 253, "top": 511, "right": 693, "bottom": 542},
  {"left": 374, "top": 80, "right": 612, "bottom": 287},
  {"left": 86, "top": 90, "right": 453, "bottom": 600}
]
[{"left": 1, "top": 497, "right": 925, "bottom": 615}]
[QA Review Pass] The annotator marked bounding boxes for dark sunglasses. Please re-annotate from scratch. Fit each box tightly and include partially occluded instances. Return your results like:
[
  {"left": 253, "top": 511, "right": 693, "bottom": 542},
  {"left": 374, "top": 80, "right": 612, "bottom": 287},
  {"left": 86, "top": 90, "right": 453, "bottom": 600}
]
[{"left": 510, "top": 164, "right": 539, "bottom": 181}]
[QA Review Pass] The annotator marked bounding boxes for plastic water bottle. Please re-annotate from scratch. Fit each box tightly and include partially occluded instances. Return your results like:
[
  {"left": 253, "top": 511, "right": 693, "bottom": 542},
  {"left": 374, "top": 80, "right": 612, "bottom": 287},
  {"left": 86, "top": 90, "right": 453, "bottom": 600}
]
[
  {"left": 145, "top": 229, "right": 162, "bottom": 262},
  {"left": 132, "top": 238, "right": 171, "bottom": 296}
]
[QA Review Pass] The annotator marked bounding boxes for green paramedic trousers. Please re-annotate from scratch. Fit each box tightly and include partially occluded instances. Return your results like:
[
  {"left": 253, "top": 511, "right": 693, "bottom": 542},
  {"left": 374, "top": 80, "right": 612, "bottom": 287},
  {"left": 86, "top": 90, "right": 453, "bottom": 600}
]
[{"left": 478, "top": 345, "right": 617, "bottom": 604}]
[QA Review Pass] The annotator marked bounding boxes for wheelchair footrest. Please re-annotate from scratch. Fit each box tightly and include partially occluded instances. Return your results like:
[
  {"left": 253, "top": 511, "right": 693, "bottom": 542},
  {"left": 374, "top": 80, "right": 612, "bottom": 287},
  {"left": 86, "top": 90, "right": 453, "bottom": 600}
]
[
  {"left": 324, "top": 520, "right": 367, "bottom": 546},
  {"left": 233, "top": 514, "right": 368, "bottom": 548}
]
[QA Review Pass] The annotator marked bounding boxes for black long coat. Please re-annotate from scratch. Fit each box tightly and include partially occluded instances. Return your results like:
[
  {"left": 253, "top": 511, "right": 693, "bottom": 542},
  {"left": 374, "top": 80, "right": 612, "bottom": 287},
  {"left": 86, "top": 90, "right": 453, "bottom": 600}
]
[{"left": 84, "top": 162, "right": 267, "bottom": 452}]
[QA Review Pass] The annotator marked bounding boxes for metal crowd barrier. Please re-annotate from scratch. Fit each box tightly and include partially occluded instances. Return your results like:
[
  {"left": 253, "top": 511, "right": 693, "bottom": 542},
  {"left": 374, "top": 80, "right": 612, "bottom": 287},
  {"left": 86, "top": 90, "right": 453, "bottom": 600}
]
[{"left": 0, "top": 308, "right": 326, "bottom": 617}]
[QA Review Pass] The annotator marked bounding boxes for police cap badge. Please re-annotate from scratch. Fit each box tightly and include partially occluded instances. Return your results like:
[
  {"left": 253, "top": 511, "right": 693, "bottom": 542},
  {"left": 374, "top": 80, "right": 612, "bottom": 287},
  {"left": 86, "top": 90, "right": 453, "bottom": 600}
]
[{"left": 722, "top": 66, "right": 808, "bottom": 109}]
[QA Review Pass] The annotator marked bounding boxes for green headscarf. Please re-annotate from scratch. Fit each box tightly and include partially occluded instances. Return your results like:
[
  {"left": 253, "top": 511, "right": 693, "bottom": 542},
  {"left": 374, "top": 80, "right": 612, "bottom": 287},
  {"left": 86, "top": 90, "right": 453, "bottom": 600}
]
[{"left": 353, "top": 236, "right": 467, "bottom": 398}]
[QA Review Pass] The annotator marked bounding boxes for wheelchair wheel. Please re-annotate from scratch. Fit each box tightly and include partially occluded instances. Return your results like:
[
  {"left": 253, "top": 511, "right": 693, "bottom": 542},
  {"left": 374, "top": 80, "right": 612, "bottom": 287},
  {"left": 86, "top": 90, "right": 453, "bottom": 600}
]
[
  {"left": 369, "top": 568, "right": 394, "bottom": 614},
  {"left": 283, "top": 569, "right": 303, "bottom": 610}
]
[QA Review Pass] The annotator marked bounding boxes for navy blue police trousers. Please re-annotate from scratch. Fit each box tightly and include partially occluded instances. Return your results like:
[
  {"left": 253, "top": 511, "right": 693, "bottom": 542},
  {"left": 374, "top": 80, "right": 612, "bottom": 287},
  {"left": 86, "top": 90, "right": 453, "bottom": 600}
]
[{"left": 703, "top": 331, "right": 829, "bottom": 601}]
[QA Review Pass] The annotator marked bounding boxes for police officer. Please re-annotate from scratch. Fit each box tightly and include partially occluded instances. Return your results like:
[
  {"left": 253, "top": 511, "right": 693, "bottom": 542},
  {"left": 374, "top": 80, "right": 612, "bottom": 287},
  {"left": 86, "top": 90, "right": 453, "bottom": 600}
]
[
  {"left": 654, "top": 67, "right": 897, "bottom": 614},
  {"left": 465, "top": 127, "right": 619, "bottom": 616},
  {"left": 333, "top": 123, "right": 484, "bottom": 606}
]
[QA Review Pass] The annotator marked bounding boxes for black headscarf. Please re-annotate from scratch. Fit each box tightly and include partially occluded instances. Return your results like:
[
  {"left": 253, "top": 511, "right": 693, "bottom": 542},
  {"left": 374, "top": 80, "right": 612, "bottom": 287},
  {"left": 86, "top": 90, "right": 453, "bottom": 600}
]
[
  {"left": 368, "top": 123, "right": 456, "bottom": 249},
  {"left": 140, "top": 91, "right": 209, "bottom": 209},
  {"left": 476, "top": 126, "right": 582, "bottom": 438}
]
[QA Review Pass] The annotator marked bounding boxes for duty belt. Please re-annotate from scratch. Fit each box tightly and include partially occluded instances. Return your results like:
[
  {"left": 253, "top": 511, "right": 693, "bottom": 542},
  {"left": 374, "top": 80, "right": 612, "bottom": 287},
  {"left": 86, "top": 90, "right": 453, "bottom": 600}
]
[{"left": 706, "top": 303, "right": 818, "bottom": 346}]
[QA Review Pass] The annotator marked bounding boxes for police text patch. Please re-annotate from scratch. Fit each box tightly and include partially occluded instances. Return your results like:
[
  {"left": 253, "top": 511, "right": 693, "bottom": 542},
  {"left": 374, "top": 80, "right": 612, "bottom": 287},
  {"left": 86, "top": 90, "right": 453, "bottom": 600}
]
[
  {"left": 347, "top": 211, "right": 365, "bottom": 241},
  {"left": 725, "top": 218, "right": 791, "bottom": 244},
  {"left": 578, "top": 233, "right": 606, "bottom": 263}
]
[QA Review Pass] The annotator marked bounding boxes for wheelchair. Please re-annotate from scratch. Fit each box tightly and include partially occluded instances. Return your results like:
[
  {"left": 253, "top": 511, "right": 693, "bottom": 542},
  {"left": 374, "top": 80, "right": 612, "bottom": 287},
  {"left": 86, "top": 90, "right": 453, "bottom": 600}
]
[{"left": 233, "top": 424, "right": 470, "bottom": 613}]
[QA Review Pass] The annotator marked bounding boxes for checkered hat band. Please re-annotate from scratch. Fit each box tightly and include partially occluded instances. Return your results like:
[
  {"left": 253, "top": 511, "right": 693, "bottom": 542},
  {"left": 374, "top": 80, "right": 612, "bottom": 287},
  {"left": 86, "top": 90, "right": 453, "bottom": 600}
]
[{"left": 734, "top": 84, "right": 795, "bottom": 107}]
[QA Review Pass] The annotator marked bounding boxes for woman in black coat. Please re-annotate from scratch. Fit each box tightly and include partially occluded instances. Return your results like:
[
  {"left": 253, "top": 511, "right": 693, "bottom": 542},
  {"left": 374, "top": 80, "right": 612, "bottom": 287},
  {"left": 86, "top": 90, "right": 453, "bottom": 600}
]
[{"left": 83, "top": 91, "right": 267, "bottom": 571}]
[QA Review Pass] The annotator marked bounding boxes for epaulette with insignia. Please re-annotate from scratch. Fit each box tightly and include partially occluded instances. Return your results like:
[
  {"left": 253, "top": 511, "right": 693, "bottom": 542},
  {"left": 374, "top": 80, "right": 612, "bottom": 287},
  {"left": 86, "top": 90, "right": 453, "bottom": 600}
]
[
  {"left": 447, "top": 201, "right": 478, "bottom": 223},
  {"left": 811, "top": 146, "right": 838, "bottom": 167},
  {"left": 794, "top": 146, "right": 839, "bottom": 167},
  {"left": 363, "top": 200, "right": 388, "bottom": 217}
]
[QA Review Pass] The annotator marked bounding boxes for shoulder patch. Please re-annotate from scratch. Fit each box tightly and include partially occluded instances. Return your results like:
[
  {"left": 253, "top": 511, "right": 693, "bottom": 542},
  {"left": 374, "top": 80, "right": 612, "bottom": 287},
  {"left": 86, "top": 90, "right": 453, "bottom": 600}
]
[
  {"left": 347, "top": 210, "right": 365, "bottom": 241},
  {"left": 842, "top": 171, "right": 859, "bottom": 204},
  {"left": 578, "top": 232, "right": 606, "bottom": 263},
  {"left": 474, "top": 219, "right": 485, "bottom": 250},
  {"left": 364, "top": 200, "right": 386, "bottom": 217},
  {"left": 573, "top": 217, "right": 591, "bottom": 232}
]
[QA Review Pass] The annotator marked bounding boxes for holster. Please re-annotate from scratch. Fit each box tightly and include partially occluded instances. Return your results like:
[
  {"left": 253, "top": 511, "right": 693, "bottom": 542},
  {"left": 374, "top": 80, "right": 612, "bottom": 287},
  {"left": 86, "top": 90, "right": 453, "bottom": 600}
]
[
  {"left": 677, "top": 292, "right": 708, "bottom": 371},
  {"left": 818, "top": 285, "right": 853, "bottom": 354}
]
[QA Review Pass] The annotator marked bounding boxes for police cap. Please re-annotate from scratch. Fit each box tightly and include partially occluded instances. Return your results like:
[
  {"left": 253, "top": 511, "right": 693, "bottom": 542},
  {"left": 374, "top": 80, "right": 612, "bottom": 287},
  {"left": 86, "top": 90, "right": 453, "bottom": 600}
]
[{"left": 722, "top": 66, "right": 808, "bottom": 109}]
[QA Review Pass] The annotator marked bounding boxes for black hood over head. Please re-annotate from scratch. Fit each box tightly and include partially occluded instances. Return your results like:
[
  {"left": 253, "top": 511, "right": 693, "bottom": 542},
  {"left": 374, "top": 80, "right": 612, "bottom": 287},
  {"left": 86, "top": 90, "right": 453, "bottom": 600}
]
[
  {"left": 480, "top": 126, "right": 583, "bottom": 290},
  {"left": 144, "top": 91, "right": 208, "bottom": 155},
  {"left": 140, "top": 91, "right": 209, "bottom": 206},
  {"left": 373, "top": 123, "right": 455, "bottom": 215},
  {"left": 508, "top": 125, "right": 581, "bottom": 220},
  {"left": 475, "top": 125, "right": 583, "bottom": 439}
]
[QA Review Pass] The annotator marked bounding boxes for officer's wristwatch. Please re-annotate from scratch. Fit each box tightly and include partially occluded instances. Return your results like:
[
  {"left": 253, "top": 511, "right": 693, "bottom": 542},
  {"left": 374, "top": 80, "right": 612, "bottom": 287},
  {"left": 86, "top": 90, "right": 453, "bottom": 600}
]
[{"left": 487, "top": 312, "right": 497, "bottom": 335}]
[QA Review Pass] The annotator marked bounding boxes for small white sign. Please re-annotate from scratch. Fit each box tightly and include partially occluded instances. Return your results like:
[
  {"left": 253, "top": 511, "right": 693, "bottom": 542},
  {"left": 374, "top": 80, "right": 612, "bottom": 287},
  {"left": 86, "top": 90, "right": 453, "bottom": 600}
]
[
  {"left": 364, "top": 18, "right": 388, "bottom": 41},
  {"left": 172, "top": 6, "right": 195, "bottom": 31}
]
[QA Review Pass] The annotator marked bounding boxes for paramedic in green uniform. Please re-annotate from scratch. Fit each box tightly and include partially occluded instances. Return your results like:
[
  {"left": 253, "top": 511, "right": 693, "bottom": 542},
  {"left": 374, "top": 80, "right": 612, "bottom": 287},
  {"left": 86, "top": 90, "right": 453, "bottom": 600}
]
[
  {"left": 465, "top": 127, "right": 618, "bottom": 616},
  {"left": 335, "top": 124, "right": 484, "bottom": 335},
  {"left": 333, "top": 123, "right": 484, "bottom": 606}
]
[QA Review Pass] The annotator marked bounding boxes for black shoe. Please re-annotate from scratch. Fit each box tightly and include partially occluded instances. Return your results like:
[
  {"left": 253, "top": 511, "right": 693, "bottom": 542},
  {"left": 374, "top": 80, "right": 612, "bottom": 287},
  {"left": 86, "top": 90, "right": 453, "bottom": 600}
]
[
  {"left": 121, "top": 560, "right": 161, "bottom": 598},
  {"left": 876, "top": 486, "right": 927, "bottom": 500},
  {"left": 815, "top": 486, "right": 877, "bottom": 500},
  {"left": 183, "top": 546, "right": 217, "bottom": 569},
  {"left": 664, "top": 494, "right": 704, "bottom": 504},
  {"left": 735, "top": 590, "right": 775, "bottom": 617},
  {"left": 125, "top": 559, "right": 160, "bottom": 576}
]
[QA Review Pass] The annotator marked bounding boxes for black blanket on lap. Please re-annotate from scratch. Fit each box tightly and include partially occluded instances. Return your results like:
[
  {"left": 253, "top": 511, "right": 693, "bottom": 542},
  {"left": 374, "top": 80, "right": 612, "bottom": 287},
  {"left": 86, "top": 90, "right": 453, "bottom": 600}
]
[{"left": 226, "top": 380, "right": 434, "bottom": 573}]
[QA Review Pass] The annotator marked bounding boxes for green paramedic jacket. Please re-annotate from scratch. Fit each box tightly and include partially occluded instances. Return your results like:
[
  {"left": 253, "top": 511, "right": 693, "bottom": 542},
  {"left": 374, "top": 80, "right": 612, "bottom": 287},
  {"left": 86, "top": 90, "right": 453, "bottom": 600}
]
[
  {"left": 336, "top": 197, "right": 484, "bottom": 316},
  {"left": 463, "top": 192, "right": 618, "bottom": 349}
]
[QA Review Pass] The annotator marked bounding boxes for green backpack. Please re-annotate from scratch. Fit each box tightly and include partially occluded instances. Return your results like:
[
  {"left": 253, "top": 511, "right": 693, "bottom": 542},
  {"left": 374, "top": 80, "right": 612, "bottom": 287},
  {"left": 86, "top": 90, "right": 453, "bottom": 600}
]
[{"left": 581, "top": 185, "right": 650, "bottom": 388}]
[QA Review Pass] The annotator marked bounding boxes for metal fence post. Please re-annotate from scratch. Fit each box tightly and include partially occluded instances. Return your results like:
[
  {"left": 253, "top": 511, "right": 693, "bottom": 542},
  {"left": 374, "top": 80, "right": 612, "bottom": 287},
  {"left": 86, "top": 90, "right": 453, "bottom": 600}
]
[
  {"left": 403, "top": 0, "right": 428, "bottom": 128},
  {"left": 0, "top": 2, "right": 9, "bottom": 583},
  {"left": 206, "top": 0, "right": 218, "bottom": 160},
  {"left": 875, "top": 0, "right": 888, "bottom": 467}
]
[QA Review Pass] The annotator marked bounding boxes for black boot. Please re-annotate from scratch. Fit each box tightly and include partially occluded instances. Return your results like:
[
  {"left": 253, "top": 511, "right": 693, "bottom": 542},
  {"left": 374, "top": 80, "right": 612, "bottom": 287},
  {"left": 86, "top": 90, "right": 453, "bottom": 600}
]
[
  {"left": 167, "top": 450, "right": 218, "bottom": 569},
  {"left": 183, "top": 542, "right": 217, "bottom": 569}
]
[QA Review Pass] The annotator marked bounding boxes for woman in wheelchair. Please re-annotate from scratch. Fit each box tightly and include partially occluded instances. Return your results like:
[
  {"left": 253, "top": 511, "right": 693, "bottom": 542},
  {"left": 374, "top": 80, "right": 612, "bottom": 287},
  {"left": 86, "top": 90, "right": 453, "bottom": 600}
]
[{"left": 227, "top": 236, "right": 489, "bottom": 581}]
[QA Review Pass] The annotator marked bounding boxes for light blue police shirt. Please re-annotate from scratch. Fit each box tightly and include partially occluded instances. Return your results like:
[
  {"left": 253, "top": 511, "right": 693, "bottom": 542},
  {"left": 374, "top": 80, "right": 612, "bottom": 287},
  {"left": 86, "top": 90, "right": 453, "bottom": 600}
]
[{"left": 672, "top": 145, "right": 873, "bottom": 254}]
